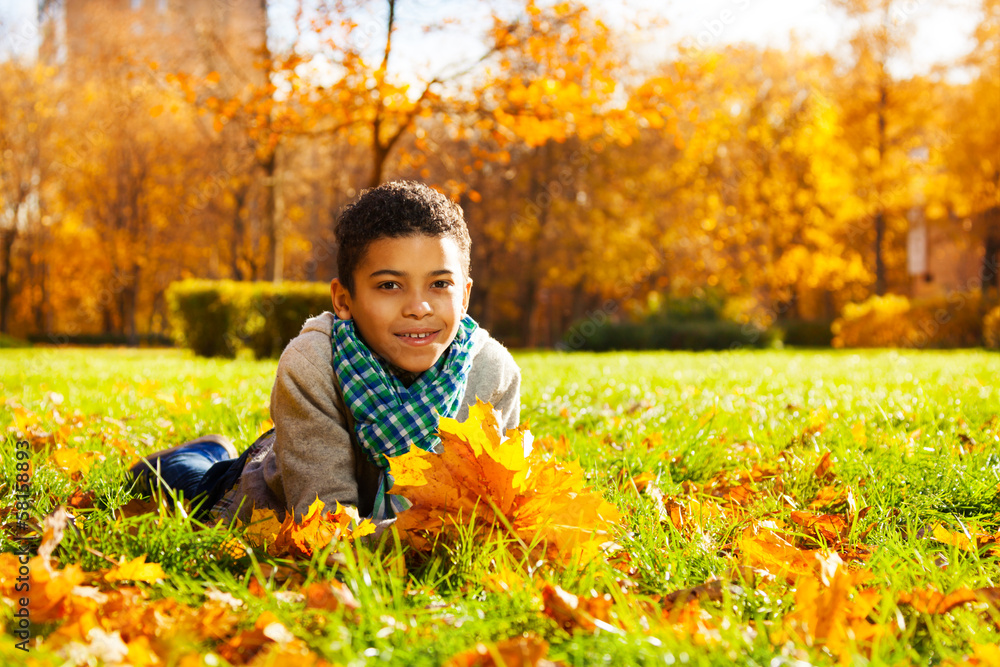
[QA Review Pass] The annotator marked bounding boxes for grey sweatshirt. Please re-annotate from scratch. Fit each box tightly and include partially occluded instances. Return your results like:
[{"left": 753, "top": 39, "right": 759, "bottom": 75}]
[{"left": 217, "top": 312, "right": 521, "bottom": 523}]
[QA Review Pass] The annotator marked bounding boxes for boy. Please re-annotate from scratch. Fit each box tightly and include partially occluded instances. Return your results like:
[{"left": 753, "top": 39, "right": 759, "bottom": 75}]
[{"left": 132, "top": 181, "right": 521, "bottom": 523}]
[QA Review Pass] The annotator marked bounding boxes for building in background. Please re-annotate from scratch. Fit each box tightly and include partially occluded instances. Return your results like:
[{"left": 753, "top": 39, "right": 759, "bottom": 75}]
[{"left": 907, "top": 212, "right": 985, "bottom": 300}]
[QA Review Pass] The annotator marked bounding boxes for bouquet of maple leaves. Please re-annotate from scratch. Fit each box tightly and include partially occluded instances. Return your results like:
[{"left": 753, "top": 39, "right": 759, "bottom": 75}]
[
  {"left": 239, "top": 400, "right": 620, "bottom": 563},
  {"left": 388, "top": 400, "right": 622, "bottom": 563}
]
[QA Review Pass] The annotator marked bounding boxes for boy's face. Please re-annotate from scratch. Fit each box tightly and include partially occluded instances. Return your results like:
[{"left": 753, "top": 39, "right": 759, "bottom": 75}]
[{"left": 330, "top": 234, "right": 473, "bottom": 373}]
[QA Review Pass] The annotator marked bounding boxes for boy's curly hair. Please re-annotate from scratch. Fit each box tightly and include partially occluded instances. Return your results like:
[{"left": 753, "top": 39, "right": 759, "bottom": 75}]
[{"left": 335, "top": 181, "right": 471, "bottom": 295}]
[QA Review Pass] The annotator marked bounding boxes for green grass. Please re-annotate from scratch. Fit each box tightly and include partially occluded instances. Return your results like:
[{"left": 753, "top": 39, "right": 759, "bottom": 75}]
[{"left": 2, "top": 347, "right": 999, "bottom": 665}]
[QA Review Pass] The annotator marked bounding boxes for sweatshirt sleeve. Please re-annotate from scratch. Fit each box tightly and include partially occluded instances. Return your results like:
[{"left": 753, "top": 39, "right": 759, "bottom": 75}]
[
  {"left": 267, "top": 336, "right": 359, "bottom": 521},
  {"left": 460, "top": 333, "right": 522, "bottom": 433},
  {"left": 494, "top": 361, "right": 521, "bottom": 433}
]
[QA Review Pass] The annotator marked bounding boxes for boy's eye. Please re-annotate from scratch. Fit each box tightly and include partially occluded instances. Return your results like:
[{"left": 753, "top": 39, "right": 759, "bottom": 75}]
[
  {"left": 432, "top": 280, "right": 453, "bottom": 289},
  {"left": 377, "top": 281, "right": 400, "bottom": 290}
]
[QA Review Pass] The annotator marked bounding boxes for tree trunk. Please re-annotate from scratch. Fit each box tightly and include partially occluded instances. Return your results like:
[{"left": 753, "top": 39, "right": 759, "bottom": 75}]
[
  {"left": 261, "top": 151, "right": 279, "bottom": 282},
  {"left": 0, "top": 225, "right": 17, "bottom": 334},
  {"left": 874, "top": 210, "right": 887, "bottom": 295},
  {"left": 874, "top": 78, "right": 888, "bottom": 296},
  {"left": 981, "top": 206, "right": 1000, "bottom": 295},
  {"left": 368, "top": 0, "right": 397, "bottom": 189},
  {"left": 231, "top": 184, "right": 248, "bottom": 280}
]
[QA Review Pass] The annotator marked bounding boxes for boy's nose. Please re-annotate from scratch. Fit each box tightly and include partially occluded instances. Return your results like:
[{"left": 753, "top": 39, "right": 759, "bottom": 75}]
[{"left": 402, "top": 294, "right": 433, "bottom": 317}]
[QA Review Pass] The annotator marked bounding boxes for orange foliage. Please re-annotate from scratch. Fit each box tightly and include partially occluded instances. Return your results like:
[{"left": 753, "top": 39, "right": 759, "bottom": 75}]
[
  {"left": 389, "top": 401, "right": 621, "bottom": 563},
  {"left": 242, "top": 499, "right": 376, "bottom": 559}
]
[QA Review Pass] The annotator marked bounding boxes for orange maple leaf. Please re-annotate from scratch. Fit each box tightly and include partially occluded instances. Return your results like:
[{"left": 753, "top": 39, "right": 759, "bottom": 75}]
[
  {"left": 898, "top": 586, "right": 1000, "bottom": 615},
  {"left": 243, "top": 499, "right": 376, "bottom": 559},
  {"left": 444, "top": 635, "right": 549, "bottom": 667},
  {"left": 778, "top": 565, "right": 884, "bottom": 660},
  {"left": 739, "top": 522, "right": 841, "bottom": 583},
  {"left": 540, "top": 583, "right": 617, "bottom": 634},
  {"left": 388, "top": 400, "right": 621, "bottom": 563},
  {"left": 789, "top": 510, "right": 852, "bottom": 545}
]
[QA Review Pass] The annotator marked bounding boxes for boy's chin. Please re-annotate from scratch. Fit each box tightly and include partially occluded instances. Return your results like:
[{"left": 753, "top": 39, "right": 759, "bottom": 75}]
[{"left": 394, "top": 353, "right": 442, "bottom": 374}]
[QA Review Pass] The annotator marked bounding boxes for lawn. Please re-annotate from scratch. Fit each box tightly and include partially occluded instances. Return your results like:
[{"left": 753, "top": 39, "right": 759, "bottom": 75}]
[{"left": 2, "top": 346, "right": 999, "bottom": 665}]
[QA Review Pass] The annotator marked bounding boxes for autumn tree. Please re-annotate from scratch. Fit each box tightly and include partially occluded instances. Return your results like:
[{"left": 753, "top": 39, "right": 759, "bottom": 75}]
[
  {"left": 832, "top": 0, "right": 929, "bottom": 296},
  {"left": 0, "top": 61, "right": 58, "bottom": 335},
  {"left": 469, "top": 1, "right": 633, "bottom": 345},
  {"left": 938, "top": 0, "right": 1000, "bottom": 292}
]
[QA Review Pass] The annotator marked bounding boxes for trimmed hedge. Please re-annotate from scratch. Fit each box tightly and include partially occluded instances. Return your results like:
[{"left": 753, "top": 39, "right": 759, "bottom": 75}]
[
  {"left": 774, "top": 319, "right": 834, "bottom": 347},
  {"left": 832, "top": 292, "right": 990, "bottom": 348},
  {"left": 166, "top": 280, "right": 331, "bottom": 358},
  {"left": 25, "top": 333, "right": 171, "bottom": 347},
  {"left": 0, "top": 333, "right": 31, "bottom": 348},
  {"left": 563, "top": 314, "right": 780, "bottom": 352}
]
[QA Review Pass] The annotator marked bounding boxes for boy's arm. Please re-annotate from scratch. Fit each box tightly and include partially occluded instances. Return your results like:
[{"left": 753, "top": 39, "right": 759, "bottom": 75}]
[
  {"left": 463, "top": 335, "right": 522, "bottom": 433},
  {"left": 267, "top": 342, "right": 359, "bottom": 521},
  {"left": 494, "top": 363, "right": 521, "bottom": 433}
]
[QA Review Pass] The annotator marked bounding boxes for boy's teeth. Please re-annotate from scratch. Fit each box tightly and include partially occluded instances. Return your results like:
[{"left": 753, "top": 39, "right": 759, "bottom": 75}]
[{"left": 401, "top": 332, "right": 432, "bottom": 338}]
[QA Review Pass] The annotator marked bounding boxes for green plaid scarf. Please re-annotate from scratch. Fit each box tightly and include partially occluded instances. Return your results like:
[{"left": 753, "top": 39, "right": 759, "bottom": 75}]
[{"left": 331, "top": 315, "right": 479, "bottom": 520}]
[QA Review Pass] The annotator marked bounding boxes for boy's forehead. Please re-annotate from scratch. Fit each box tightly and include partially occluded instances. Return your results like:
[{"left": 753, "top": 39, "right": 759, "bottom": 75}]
[{"left": 357, "top": 234, "right": 468, "bottom": 272}]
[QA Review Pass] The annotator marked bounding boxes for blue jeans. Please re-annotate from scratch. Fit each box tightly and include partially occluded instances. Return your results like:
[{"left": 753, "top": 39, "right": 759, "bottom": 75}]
[
  {"left": 132, "top": 439, "right": 254, "bottom": 517},
  {"left": 143, "top": 440, "right": 234, "bottom": 500}
]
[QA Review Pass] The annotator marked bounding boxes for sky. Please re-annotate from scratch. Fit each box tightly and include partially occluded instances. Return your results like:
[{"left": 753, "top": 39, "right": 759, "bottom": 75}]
[{"left": 0, "top": 0, "right": 984, "bottom": 81}]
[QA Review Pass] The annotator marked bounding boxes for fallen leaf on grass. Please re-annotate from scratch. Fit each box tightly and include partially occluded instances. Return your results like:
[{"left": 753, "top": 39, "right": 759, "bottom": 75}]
[
  {"left": 813, "top": 451, "right": 836, "bottom": 481},
  {"left": 68, "top": 488, "right": 96, "bottom": 509},
  {"left": 482, "top": 566, "right": 525, "bottom": 594},
  {"left": 51, "top": 447, "right": 102, "bottom": 479},
  {"left": 389, "top": 401, "right": 621, "bottom": 564},
  {"left": 217, "top": 611, "right": 315, "bottom": 665},
  {"left": 628, "top": 471, "right": 656, "bottom": 493},
  {"left": 663, "top": 496, "right": 725, "bottom": 532},
  {"left": 25, "top": 556, "right": 87, "bottom": 622},
  {"left": 851, "top": 421, "right": 867, "bottom": 446},
  {"left": 931, "top": 524, "right": 1000, "bottom": 557},
  {"left": 541, "top": 583, "right": 618, "bottom": 634},
  {"left": 116, "top": 496, "right": 162, "bottom": 518},
  {"left": 444, "top": 635, "right": 551, "bottom": 667},
  {"left": 739, "top": 522, "right": 845, "bottom": 583},
  {"left": 661, "top": 579, "right": 743, "bottom": 611},
  {"left": 38, "top": 506, "right": 71, "bottom": 561},
  {"left": 809, "top": 484, "right": 851, "bottom": 510},
  {"left": 776, "top": 563, "right": 883, "bottom": 660},
  {"left": 104, "top": 555, "right": 166, "bottom": 584},
  {"left": 897, "top": 587, "right": 1000, "bottom": 615},
  {"left": 789, "top": 510, "right": 852, "bottom": 545},
  {"left": 243, "top": 499, "right": 376, "bottom": 559},
  {"left": 676, "top": 463, "right": 782, "bottom": 515},
  {"left": 533, "top": 434, "right": 571, "bottom": 456},
  {"left": 962, "top": 642, "right": 1000, "bottom": 666},
  {"left": 303, "top": 580, "right": 360, "bottom": 612}
]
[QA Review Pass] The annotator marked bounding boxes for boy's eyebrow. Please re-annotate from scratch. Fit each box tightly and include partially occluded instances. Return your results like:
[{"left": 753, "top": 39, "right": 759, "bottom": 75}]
[{"left": 368, "top": 269, "right": 455, "bottom": 278}]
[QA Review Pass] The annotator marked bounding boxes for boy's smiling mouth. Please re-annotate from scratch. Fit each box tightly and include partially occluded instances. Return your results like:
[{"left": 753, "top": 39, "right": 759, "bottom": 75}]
[{"left": 395, "top": 329, "right": 440, "bottom": 344}]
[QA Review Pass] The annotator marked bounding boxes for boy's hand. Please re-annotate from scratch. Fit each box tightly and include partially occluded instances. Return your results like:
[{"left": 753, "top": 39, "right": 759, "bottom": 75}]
[{"left": 364, "top": 517, "right": 398, "bottom": 546}]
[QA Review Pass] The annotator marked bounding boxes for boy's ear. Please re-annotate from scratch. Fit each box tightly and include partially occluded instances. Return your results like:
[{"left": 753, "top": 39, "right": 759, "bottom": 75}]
[
  {"left": 462, "top": 277, "right": 473, "bottom": 314},
  {"left": 330, "top": 278, "right": 353, "bottom": 320}
]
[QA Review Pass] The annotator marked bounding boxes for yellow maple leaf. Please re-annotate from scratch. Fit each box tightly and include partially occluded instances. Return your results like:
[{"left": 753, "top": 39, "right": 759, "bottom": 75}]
[
  {"left": 244, "top": 507, "right": 284, "bottom": 547},
  {"left": 389, "top": 400, "right": 621, "bottom": 564},
  {"left": 243, "top": 499, "right": 376, "bottom": 558},
  {"left": 51, "top": 447, "right": 99, "bottom": 478},
  {"left": 104, "top": 554, "right": 166, "bottom": 584}
]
